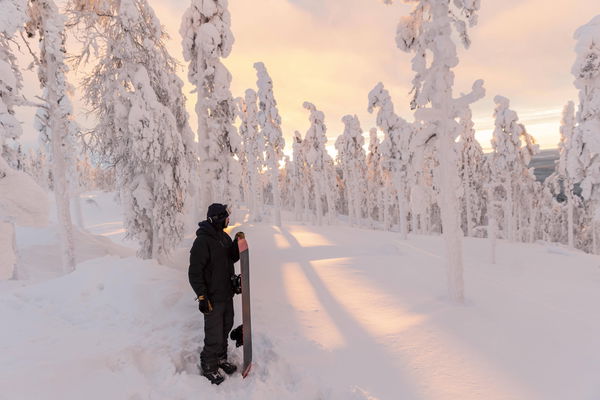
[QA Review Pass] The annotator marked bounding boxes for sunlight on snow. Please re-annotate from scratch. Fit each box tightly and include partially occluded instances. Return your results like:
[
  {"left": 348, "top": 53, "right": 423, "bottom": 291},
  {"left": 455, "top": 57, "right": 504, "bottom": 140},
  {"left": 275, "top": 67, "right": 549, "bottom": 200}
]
[
  {"left": 285, "top": 228, "right": 333, "bottom": 247},
  {"left": 309, "top": 257, "right": 534, "bottom": 400},
  {"left": 274, "top": 233, "right": 291, "bottom": 249},
  {"left": 310, "top": 257, "right": 427, "bottom": 338},
  {"left": 87, "top": 221, "right": 123, "bottom": 229},
  {"left": 282, "top": 262, "right": 346, "bottom": 350},
  {"left": 87, "top": 221, "right": 126, "bottom": 237}
]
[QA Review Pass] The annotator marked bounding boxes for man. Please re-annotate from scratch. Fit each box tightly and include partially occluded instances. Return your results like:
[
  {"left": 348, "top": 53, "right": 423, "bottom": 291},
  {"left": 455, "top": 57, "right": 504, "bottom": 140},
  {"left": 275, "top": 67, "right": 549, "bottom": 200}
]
[{"left": 189, "top": 203, "right": 243, "bottom": 385}]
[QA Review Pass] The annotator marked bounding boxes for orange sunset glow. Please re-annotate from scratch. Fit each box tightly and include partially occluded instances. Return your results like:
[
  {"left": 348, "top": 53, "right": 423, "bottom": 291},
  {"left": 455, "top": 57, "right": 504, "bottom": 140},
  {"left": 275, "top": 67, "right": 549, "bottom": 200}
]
[{"left": 14, "top": 0, "right": 600, "bottom": 153}]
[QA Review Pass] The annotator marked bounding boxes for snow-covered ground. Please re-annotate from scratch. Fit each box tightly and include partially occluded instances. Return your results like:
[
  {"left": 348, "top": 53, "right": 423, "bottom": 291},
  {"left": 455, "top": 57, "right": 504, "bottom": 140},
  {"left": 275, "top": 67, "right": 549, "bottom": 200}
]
[{"left": 1, "top": 192, "right": 600, "bottom": 400}]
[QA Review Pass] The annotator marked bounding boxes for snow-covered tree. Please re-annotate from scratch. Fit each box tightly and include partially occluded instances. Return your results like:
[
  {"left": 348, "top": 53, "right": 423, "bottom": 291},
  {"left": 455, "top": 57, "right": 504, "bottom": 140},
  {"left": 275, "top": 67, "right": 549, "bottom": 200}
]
[
  {"left": 303, "top": 102, "right": 336, "bottom": 225},
  {"left": 490, "top": 95, "right": 538, "bottom": 243},
  {"left": 124, "top": 66, "right": 192, "bottom": 259},
  {"left": 24, "top": 147, "right": 50, "bottom": 189},
  {"left": 34, "top": 86, "right": 83, "bottom": 229},
  {"left": 0, "top": 0, "right": 46, "bottom": 280},
  {"left": 0, "top": 0, "right": 27, "bottom": 168},
  {"left": 69, "top": 0, "right": 194, "bottom": 260},
  {"left": 366, "top": 128, "right": 384, "bottom": 226},
  {"left": 335, "top": 115, "right": 367, "bottom": 226},
  {"left": 236, "top": 89, "right": 264, "bottom": 221},
  {"left": 255, "top": 62, "right": 285, "bottom": 226},
  {"left": 292, "top": 130, "right": 311, "bottom": 222},
  {"left": 572, "top": 15, "right": 600, "bottom": 253},
  {"left": 368, "top": 82, "right": 412, "bottom": 237},
  {"left": 180, "top": 0, "right": 240, "bottom": 211},
  {"left": 552, "top": 101, "right": 583, "bottom": 248},
  {"left": 408, "top": 130, "right": 441, "bottom": 235},
  {"left": 390, "top": 0, "right": 485, "bottom": 302},
  {"left": 279, "top": 154, "right": 293, "bottom": 211},
  {"left": 458, "top": 106, "right": 486, "bottom": 237},
  {"left": 27, "top": 0, "right": 78, "bottom": 272}
]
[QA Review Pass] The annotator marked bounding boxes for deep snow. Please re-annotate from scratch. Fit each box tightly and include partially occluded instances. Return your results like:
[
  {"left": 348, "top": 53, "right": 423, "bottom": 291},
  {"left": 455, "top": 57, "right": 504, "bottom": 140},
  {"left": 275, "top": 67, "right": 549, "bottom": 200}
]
[{"left": 1, "top": 192, "right": 600, "bottom": 399}]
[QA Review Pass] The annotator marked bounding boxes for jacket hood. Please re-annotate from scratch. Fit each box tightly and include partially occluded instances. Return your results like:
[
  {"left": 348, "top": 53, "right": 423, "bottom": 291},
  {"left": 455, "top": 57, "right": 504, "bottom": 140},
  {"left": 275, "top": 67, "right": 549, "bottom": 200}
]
[{"left": 196, "top": 220, "right": 219, "bottom": 239}]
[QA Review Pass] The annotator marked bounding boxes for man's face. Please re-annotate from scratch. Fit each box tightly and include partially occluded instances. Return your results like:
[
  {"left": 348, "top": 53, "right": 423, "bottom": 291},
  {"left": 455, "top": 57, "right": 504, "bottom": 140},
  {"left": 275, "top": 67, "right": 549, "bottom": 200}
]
[{"left": 225, "top": 216, "right": 230, "bottom": 228}]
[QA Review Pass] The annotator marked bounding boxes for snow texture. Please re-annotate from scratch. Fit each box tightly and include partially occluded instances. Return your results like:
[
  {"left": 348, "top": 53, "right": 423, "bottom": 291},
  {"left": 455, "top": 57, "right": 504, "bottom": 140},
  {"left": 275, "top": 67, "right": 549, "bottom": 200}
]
[{"left": 2, "top": 192, "right": 600, "bottom": 399}]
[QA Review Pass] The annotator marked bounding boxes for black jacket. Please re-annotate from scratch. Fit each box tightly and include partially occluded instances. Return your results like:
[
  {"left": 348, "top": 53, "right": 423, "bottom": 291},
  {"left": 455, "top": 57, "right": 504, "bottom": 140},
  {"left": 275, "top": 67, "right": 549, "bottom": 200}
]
[{"left": 189, "top": 221, "right": 240, "bottom": 302}]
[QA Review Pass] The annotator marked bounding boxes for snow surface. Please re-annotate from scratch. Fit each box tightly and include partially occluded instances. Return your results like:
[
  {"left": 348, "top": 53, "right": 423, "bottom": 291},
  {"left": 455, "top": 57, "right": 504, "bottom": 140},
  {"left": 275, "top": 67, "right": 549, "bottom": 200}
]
[
  {"left": 0, "top": 158, "right": 49, "bottom": 227},
  {"left": 1, "top": 192, "right": 600, "bottom": 399}
]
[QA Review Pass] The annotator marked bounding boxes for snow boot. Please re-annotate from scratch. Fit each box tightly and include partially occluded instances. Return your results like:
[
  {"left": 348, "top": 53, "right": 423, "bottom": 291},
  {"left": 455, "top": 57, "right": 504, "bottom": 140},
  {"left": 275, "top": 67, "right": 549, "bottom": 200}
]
[
  {"left": 219, "top": 359, "right": 237, "bottom": 375},
  {"left": 202, "top": 369, "right": 225, "bottom": 385}
]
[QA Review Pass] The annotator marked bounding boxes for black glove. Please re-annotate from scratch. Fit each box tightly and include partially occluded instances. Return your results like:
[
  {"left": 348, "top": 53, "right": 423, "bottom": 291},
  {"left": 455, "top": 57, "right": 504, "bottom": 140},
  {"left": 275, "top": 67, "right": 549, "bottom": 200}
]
[
  {"left": 231, "top": 274, "right": 242, "bottom": 295},
  {"left": 198, "top": 295, "right": 213, "bottom": 314}
]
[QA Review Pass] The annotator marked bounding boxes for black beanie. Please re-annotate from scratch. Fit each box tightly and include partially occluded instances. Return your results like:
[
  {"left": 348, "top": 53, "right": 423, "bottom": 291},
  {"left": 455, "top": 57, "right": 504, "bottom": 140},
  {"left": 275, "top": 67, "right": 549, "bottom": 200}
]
[{"left": 207, "top": 203, "right": 229, "bottom": 221}]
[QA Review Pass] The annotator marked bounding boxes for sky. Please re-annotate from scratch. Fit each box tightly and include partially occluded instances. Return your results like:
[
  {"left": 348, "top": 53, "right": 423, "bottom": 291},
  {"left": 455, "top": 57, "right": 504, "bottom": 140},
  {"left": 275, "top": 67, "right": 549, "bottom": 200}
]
[{"left": 14, "top": 0, "right": 600, "bottom": 154}]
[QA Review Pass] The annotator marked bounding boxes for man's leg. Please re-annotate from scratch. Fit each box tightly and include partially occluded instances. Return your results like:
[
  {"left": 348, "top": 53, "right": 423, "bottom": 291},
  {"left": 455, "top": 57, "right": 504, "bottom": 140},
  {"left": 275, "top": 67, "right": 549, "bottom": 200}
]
[
  {"left": 201, "top": 302, "right": 225, "bottom": 373},
  {"left": 221, "top": 298, "right": 234, "bottom": 359},
  {"left": 218, "top": 299, "right": 237, "bottom": 375}
]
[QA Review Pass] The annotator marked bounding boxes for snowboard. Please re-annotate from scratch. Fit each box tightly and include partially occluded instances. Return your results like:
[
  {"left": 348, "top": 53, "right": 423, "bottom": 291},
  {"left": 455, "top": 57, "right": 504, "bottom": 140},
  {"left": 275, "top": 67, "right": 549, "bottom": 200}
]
[{"left": 238, "top": 234, "right": 252, "bottom": 378}]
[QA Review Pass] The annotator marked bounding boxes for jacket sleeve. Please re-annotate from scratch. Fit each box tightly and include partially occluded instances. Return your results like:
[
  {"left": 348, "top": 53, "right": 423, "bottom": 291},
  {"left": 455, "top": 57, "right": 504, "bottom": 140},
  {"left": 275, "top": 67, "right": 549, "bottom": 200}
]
[
  {"left": 228, "top": 236, "right": 240, "bottom": 263},
  {"left": 189, "top": 238, "right": 209, "bottom": 297}
]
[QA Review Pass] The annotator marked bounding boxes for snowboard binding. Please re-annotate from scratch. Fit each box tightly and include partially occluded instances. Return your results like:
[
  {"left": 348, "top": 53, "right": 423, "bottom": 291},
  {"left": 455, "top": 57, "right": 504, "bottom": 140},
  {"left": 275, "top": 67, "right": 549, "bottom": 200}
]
[{"left": 230, "top": 324, "right": 243, "bottom": 347}]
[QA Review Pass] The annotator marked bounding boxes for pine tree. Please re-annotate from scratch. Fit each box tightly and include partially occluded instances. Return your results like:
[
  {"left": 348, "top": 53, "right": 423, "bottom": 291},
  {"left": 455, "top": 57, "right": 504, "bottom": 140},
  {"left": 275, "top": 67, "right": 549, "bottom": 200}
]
[
  {"left": 335, "top": 115, "right": 367, "bottom": 226},
  {"left": 255, "top": 62, "right": 285, "bottom": 226},
  {"left": 0, "top": 0, "right": 32, "bottom": 280},
  {"left": 292, "top": 130, "right": 311, "bottom": 222},
  {"left": 572, "top": 16, "right": 600, "bottom": 253},
  {"left": 180, "top": 0, "right": 240, "bottom": 211},
  {"left": 390, "top": 0, "right": 486, "bottom": 302},
  {"left": 368, "top": 82, "right": 413, "bottom": 236},
  {"left": 27, "top": 0, "right": 78, "bottom": 271},
  {"left": 0, "top": 0, "right": 26, "bottom": 168},
  {"left": 366, "top": 128, "right": 384, "bottom": 227},
  {"left": 555, "top": 101, "right": 583, "bottom": 248},
  {"left": 458, "top": 106, "right": 486, "bottom": 237},
  {"left": 69, "top": 0, "right": 194, "bottom": 260},
  {"left": 490, "top": 95, "right": 538, "bottom": 243},
  {"left": 236, "top": 89, "right": 264, "bottom": 221},
  {"left": 303, "top": 102, "right": 336, "bottom": 225}
]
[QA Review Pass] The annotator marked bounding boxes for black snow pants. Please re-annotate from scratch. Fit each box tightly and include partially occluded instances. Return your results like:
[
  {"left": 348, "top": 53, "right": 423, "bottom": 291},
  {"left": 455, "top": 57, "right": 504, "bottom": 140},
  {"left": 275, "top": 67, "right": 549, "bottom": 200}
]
[{"left": 200, "top": 299, "right": 234, "bottom": 372}]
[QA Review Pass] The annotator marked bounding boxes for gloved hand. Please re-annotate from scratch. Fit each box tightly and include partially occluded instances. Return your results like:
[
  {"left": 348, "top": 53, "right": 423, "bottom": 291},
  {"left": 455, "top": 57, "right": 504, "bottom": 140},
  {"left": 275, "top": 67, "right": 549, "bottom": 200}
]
[
  {"left": 198, "top": 295, "right": 213, "bottom": 314},
  {"left": 235, "top": 231, "right": 245, "bottom": 241}
]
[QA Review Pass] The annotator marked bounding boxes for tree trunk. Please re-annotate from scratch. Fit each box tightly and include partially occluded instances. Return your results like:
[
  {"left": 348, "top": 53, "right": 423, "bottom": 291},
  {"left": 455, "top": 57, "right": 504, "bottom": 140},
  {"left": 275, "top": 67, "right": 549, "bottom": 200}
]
[
  {"left": 567, "top": 194, "right": 574, "bottom": 248},
  {"left": 0, "top": 219, "right": 17, "bottom": 280},
  {"left": 271, "top": 162, "right": 281, "bottom": 227},
  {"left": 397, "top": 177, "right": 408, "bottom": 240},
  {"left": 313, "top": 173, "right": 323, "bottom": 225},
  {"left": 196, "top": 85, "right": 211, "bottom": 219},
  {"left": 438, "top": 131, "right": 465, "bottom": 303},
  {"left": 463, "top": 172, "right": 474, "bottom": 237},
  {"left": 47, "top": 61, "right": 76, "bottom": 273}
]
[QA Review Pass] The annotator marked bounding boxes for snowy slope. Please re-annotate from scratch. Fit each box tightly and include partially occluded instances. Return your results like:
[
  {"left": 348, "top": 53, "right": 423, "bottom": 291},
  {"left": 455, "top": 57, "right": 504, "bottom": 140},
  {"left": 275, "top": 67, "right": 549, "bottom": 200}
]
[{"left": 1, "top": 192, "right": 600, "bottom": 400}]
